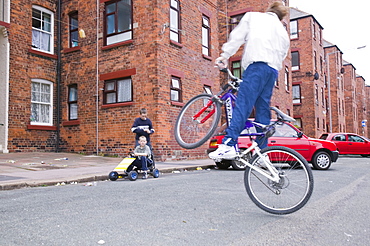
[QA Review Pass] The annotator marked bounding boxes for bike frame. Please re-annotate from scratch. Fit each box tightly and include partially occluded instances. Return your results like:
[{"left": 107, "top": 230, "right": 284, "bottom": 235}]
[{"left": 192, "top": 73, "right": 288, "bottom": 182}]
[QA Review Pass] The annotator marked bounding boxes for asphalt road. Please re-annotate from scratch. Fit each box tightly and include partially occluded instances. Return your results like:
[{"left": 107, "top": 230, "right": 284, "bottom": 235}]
[{"left": 1, "top": 156, "right": 370, "bottom": 245}]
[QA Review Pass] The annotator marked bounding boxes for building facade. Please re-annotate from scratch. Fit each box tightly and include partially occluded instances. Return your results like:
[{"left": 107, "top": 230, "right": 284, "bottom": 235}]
[
  {"left": 1, "top": 0, "right": 369, "bottom": 158},
  {"left": 290, "top": 8, "right": 327, "bottom": 138}
]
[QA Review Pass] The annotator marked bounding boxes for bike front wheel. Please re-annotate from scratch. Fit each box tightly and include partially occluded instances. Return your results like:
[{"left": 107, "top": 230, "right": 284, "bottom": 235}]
[
  {"left": 175, "top": 94, "right": 221, "bottom": 149},
  {"left": 244, "top": 146, "right": 314, "bottom": 215}
]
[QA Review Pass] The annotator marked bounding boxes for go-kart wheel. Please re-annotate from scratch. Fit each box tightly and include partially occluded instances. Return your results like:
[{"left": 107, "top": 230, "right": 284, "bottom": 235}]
[
  {"left": 108, "top": 171, "right": 119, "bottom": 181},
  {"left": 152, "top": 168, "right": 160, "bottom": 178},
  {"left": 128, "top": 171, "right": 138, "bottom": 181}
]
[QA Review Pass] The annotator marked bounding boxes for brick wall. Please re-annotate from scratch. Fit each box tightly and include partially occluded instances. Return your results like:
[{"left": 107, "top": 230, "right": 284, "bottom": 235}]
[
  {"left": 291, "top": 14, "right": 326, "bottom": 138},
  {"left": 7, "top": 0, "right": 58, "bottom": 152}
]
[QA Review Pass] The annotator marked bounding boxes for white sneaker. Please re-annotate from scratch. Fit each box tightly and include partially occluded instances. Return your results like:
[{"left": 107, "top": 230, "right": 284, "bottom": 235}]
[{"left": 208, "top": 144, "right": 237, "bottom": 160}]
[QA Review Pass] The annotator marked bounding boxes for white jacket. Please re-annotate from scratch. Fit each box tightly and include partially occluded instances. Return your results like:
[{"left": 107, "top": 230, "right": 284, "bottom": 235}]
[{"left": 221, "top": 12, "right": 290, "bottom": 71}]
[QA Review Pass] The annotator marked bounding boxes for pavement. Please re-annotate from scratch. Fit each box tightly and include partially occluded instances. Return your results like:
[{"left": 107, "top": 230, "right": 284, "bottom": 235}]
[{"left": 0, "top": 152, "right": 216, "bottom": 190}]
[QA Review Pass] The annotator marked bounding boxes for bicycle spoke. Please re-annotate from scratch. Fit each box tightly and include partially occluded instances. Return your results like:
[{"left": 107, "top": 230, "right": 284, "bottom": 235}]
[
  {"left": 244, "top": 146, "right": 313, "bottom": 215},
  {"left": 175, "top": 94, "right": 221, "bottom": 149}
]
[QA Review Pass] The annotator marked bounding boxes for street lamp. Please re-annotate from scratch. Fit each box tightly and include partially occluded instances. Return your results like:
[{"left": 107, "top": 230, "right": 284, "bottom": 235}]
[{"left": 325, "top": 45, "right": 366, "bottom": 133}]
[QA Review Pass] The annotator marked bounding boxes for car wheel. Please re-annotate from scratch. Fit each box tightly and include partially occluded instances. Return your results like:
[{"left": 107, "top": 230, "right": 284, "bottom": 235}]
[
  {"left": 361, "top": 154, "right": 369, "bottom": 157},
  {"left": 312, "top": 151, "right": 331, "bottom": 170},
  {"left": 230, "top": 151, "right": 251, "bottom": 170},
  {"left": 215, "top": 160, "right": 231, "bottom": 170}
]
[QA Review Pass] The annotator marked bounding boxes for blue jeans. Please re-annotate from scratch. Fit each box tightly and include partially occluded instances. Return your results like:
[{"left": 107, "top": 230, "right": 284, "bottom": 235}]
[
  {"left": 223, "top": 62, "right": 278, "bottom": 149},
  {"left": 126, "top": 156, "right": 152, "bottom": 172}
]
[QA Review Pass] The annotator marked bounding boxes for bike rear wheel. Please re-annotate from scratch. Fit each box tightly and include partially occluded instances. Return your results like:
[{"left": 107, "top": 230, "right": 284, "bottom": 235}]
[
  {"left": 175, "top": 94, "right": 221, "bottom": 149},
  {"left": 244, "top": 146, "right": 314, "bottom": 215}
]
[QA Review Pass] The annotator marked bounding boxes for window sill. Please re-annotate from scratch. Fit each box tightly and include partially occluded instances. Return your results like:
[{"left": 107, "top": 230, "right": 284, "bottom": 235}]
[
  {"left": 102, "top": 40, "right": 133, "bottom": 51},
  {"left": 170, "top": 40, "right": 183, "bottom": 48},
  {"left": 293, "top": 103, "right": 302, "bottom": 106},
  {"left": 171, "top": 101, "right": 184, "bottom": 107},
  {"left": 62, "top": 120, "right": 80, "bottom": 126},
  {"left": 28, "top": 49, "right": 57, "bottom": 59},
  {"left": 27, "top": 124, "right": 57, "bottom": 130},
  {"left": 63, "top": 46, "right": 81, "bottom": 54},
  {"left": 0, "top": 21, "right": 10, "bottom": 28},
  {"left": 102, "top": 101, "right": 134, "bottom": 108},
  {"left": 202, "top": 54, "right": 212, "bottom": 61}
]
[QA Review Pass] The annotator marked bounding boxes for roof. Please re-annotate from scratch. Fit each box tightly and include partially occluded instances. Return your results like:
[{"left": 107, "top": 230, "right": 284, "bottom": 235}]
[
  {"left": 290, "top": 7, "right": 324, "bottom": 30},
  {"left": 323, "top": 39, "right": 343, "bottom": 54}
]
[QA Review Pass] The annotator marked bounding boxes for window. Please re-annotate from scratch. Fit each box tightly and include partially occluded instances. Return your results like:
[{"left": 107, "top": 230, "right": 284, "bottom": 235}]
[
  {"left": 69, "top": 12, "right": 78, "bottom": 48},
  {"left": 68, "top": 84, "right": 78, "bottom": 120},
  {"left": 231, "top": 61, "right": 243, "bottom": 79},
  {"left": 292, "top": 84, "right": 301, "bottom": 104},
  {"left": 170, "top": 0, "right": 180, "bottom": 43},
  {"left": 170, "top": 77, "right": 182, "bottom": 102},
  {"left": 348, "top": 135, "right": 365, "bottom": 143},
  {"left": 312, "top": 22, "right": 316, "bottom": 39},
  {"left": 284, "top": 67, "right": 289, "bottom": 91},
  {"left": 273, "top": 123, "right": 299, "bottom": 138},
  {"left": 315, "top": 84, "right": 318, "bottom": 105},
  {"left": 104, "top": 0, "right": 132, "bottom": 46},
  {"left": 332, "top": 134, "right": 345, "bottom": 141},
  {"left": 321, "top": 87, "right": 324, "bottom": 107},
  {"left": 230, "top": 14, "right": 243, "bottom": 31},
  {"left": 202, "top": 15, "right": 210, "bottom": 56},
  {"left": 32, "top": 6, "right": 54, "bottom": 53},
  {"left": 204, "top": 85, "right": 212, "bottom": 95},
  {"left": 316, "top": 118, "right": 319, "bottom": 129},
  {"left": 294, "top": 118, "right": 302, "bottom": 129},
  {"left": 103, "top": 78, "right": 132, "bottom": 104},
  {"left": 291, "top": 51, "right": 299, "bottom": 71},
  {"left": 31, "top": 79, "right": 53, "bottom": 125},
  {"left": 290, "top": 20, "right": 298, "bottom": 39}
]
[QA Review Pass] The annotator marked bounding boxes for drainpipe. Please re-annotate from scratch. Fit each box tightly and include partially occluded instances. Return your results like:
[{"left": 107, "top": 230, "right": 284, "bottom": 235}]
[{"left": 56, "top": 0, "right": 62, "bottom": 152}]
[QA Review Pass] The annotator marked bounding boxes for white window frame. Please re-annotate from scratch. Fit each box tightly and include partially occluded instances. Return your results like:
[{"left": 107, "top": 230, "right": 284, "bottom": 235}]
[
  {"left": 31, "top": 79, "right": 53, "bottom": 126},
  {"left": 292, "top": 84, "right": 301, "bottom": 104},
  {"left": 104, "top": 0, "right": 132, "bottom": 46},
  {"left": 32, "top": 5, "right": 54, "bottom": 54},
  {"left": 290, "top": 20, "right": 298, "bottom": 39},
  {"left": 202, "top": 15, "right": 210, "bottom": 56},
  {"left": 170, "top": 76, "right": 182, "bottom": 102},
  {"left": 170, "top": 0, "right": 180, "bottom": 43},
  {"left": 104, "top": 78, "right": 132, "bottom": 104}
]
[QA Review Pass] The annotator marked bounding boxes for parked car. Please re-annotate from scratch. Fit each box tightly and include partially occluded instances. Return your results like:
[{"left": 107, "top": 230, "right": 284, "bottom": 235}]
[
  {"left": 319, "top": 133, "right": 370, "bottom": 157},
  {"left": 208, "top": 121, "right": 339, "bottom": 170}
]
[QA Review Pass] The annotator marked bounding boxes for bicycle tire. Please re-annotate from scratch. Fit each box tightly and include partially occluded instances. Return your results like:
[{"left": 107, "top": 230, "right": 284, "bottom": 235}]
[
  {"left": 244, "top": 146, "right": 314, "bottom": 215},
  {"left": 174, "top": 94, "right": 221, "bottom": 149}
]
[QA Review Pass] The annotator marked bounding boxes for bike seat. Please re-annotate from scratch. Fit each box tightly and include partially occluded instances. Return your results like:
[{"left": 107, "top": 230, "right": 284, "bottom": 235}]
[{"left": 270, "top": 107, "right": 295, "bottom": 123}]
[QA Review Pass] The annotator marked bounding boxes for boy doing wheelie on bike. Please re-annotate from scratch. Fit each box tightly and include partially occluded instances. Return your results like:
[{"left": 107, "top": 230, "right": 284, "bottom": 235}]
[{"left": 209, "top": 1, "right": 290, "bottom": 160}]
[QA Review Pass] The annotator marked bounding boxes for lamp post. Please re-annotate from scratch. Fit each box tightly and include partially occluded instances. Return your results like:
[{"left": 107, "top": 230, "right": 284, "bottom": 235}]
[{"left": 325, "top": 45, "right": 366, "bottom": 133}]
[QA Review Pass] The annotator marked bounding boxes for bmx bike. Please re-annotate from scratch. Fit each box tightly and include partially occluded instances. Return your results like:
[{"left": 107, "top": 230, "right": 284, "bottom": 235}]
[{"left": 174, "top": 68, "right": 314, "bottom": 215}]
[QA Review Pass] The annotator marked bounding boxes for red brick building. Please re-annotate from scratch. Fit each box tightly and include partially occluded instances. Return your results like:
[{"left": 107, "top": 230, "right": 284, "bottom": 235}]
[
  {"left": 323, "top": 41, "right": 347, "bottom": 134},
  {"left": 1, "top": 0, "right": 368, "bottom": 158},
  {"left": 290, "top": 8, "right": 326, "bottom": 138},
  {"left": 0, "top": 0, "right": 294, "bottom": 159}
]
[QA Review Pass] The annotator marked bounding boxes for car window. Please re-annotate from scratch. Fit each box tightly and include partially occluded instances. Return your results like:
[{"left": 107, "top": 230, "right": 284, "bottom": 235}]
[
  {"left": 332, "top": 134, "right": 346, "bottom": 141},
  {"left": 319, "top": 134, "right": 328, "bottom": 140},
  {"left": 348, "top": 135, "right": 364, "bottom": 143},
  {"left": 273, "top": 123, "right": 299, "bottom": 138}
]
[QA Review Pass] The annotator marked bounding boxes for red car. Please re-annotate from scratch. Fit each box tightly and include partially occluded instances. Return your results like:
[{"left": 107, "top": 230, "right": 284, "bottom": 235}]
[
  {"left": 208, "top": 121, "right": 339, "bottom": 170},
  {"left": 319, "top": 133, "right": 370, "bottom": 157}
]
